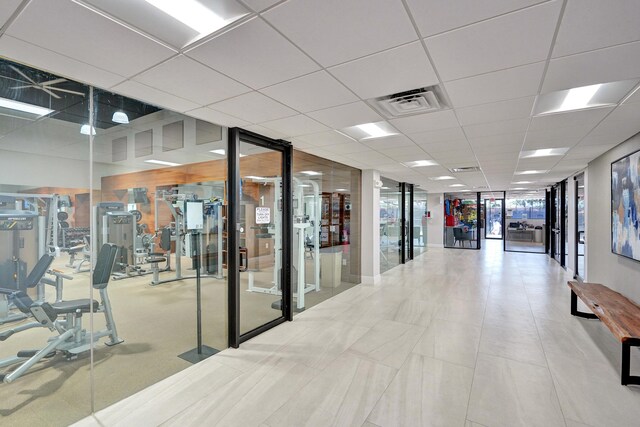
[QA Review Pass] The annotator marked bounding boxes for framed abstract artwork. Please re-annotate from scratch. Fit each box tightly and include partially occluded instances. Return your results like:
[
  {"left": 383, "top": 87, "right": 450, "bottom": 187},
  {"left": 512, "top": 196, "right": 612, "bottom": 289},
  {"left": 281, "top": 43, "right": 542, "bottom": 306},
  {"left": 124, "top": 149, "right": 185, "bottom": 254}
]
[{"left": 612, "top": 149, "right": 640, "bottom": 261}]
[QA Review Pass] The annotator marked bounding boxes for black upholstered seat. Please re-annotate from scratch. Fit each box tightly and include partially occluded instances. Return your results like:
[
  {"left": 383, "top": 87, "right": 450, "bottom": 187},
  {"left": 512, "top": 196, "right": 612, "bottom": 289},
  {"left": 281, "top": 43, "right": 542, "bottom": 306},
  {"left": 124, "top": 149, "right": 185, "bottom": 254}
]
[{"left": 51, "top": 299, "right": 99, "bottom": 314}]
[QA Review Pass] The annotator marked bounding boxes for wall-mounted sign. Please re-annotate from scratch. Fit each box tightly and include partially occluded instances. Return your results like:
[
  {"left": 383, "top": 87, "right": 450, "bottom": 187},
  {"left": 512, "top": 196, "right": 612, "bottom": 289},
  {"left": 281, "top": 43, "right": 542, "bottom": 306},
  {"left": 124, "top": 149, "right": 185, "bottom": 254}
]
[{"left": 256, "top": 207, "right": 271, "bottom": 224}]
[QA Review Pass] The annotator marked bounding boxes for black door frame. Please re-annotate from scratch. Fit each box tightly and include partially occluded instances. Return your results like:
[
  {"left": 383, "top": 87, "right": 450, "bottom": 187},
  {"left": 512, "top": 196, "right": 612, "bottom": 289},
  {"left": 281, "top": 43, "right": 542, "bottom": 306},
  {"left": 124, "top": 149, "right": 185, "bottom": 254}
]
[
  {"left": 574, "top": 173, "right": 585, "bottom": 280},
  {"left": 550, "top": 182, "right": 566, "bottom": 267},
  {"left": 400, "top": 183, "right": 414, "bottom": 263},
  {"left": 443, "top": 192, "right": 481, "bottom": 250},
  {"left": 228, "top": 128, "right": 293, "bottom": 348}
]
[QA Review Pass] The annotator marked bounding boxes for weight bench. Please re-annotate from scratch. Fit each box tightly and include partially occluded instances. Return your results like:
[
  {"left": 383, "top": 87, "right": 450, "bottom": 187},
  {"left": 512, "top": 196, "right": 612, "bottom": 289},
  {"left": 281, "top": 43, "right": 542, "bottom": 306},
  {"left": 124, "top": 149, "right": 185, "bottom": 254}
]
[
  {"left": 0, "top": 244, "right": 123, "bottom": 383},
  {"left": 568, "top": 280, "right": 640, "bottom": 386}
]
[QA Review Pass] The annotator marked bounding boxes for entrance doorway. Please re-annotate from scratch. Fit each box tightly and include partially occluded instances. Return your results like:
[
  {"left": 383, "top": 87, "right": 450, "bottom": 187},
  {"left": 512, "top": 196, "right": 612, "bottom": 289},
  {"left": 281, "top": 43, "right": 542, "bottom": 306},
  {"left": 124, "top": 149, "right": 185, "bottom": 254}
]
[{"left": 484, "top": 198, "right": 504, "bottom": 239}]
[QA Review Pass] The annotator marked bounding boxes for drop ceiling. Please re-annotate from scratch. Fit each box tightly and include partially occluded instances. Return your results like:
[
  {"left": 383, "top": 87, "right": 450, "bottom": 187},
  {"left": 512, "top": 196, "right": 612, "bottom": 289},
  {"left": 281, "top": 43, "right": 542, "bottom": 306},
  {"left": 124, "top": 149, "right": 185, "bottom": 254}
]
[{"left": 0, "top": 0, "right": 639, "bottom": 193}]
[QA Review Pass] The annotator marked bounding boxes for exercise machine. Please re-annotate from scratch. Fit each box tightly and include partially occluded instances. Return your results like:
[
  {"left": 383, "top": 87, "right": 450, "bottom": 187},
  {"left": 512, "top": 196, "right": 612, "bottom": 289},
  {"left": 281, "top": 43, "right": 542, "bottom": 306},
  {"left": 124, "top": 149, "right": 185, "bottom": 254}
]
[{"left": 0, "top": 243, "right": 123, "bottom": 384}]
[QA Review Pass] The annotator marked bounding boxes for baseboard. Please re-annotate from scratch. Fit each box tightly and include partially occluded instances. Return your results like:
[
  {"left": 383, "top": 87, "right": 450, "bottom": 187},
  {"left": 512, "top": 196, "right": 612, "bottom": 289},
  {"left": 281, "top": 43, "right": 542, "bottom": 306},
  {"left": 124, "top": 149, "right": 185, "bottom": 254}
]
[{"left": 361, "top": 274, "right": 382, "bottom": 285}]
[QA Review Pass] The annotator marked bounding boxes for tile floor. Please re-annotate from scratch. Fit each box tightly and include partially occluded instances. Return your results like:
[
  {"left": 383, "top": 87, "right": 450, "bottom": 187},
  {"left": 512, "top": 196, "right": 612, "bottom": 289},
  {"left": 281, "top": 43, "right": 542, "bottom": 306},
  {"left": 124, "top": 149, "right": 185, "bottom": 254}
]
[{"left": 73, "top": 242, "right": 640, "bottom": 427}]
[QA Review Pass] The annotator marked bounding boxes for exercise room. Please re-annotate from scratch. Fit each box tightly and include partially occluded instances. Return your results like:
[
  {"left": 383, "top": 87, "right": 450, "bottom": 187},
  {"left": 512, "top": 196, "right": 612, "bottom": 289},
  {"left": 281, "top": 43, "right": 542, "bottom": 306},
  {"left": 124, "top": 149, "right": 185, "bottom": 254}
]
[{"left": 0, "top": 58, "right": 361, "bottom": 425}]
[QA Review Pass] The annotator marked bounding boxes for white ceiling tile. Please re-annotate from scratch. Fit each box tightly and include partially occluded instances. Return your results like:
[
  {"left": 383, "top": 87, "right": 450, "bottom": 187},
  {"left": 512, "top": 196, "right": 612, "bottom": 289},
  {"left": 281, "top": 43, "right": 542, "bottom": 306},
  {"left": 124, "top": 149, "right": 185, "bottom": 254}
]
[
  {"left": 377, "top": 145, "right": 428, "bottom": 159},
  {"left": 323, "top": 142, "right": 372, "bottom": 155},
  {"left": 260, "top": 114, "right": 328, "bottom": 137},
  {"left": 622, "top": 86, "right": 640, "bottom": 104},
  {"left": 243, "top": 124, "right": 289, "bottom": 140},
  {"left": 186, "top": 18, "right": 318, "bottom": 89},
  {"left": 260, "top": 71, "right": 357, "bottom": 113},
  {"left": 263, "top": 0, "right": 417, "bottom": 67},
  {"left": 425, "top": 1, "right": 561, "bottom": 81},
  {"left": 405, "top": 0, "right": 547, "bottom": 37},
  {"left": 456, "top": 96, "right": 535, "bottom": 126},
  {"left": 209, "top": 92, "right": 296, "bottom": 123},
  {"left": 344, "top": 150, "right": 393, "bottom": 165},
  {"left": 410, "top": 128, "right": 467, "bottom": 146},
  {"left": 445, "top": 62, "right": 545, "bottom": 108},
  {"left": 563, "top": 144, "right": 617, "bottom": 160},
  {"left": 111, "top": 80, "right": 199, "bottom": 112},
  {"left": 389, "top": 110, "right": 459, "bottom": 134},
  {"left": 0, "top": 35, "right": 125, "bottom": 89},
  {"left": 464, "top": 118, "right": 530, "bottom": 138},
  {"left": 295, "top": 131, "right": 355, "bottom": 147},
  {"left": 135, "top": 55, "right": 250, "bottom": 105},
  {"left": 542, "top": 41, "right": 640, "bottom": 93},
  {"left": 418, "top": 139, "right": 472, "bottom": 153},
  {"left": 185, "top": 107, "right": 250, "bottom": 128},
  {"left": 242, "top": 0, "right": 281, "bottom": 12},
  {"left": 468, "top": 133, "right": 526, "bottom": 149},
  {"left": 328, "top": 41, "right": 438, "bottom": 99},
  {"left": 517, "top": 158, "right": 560, "bottom": 169},
  {"left": 361, "top": 134, "right": 415, "bottom": 150},
  {"left": 522, "top": 135, "right": 581, "bottom": 149},
  {"left": 0, "top": 0, "right": 23, "bottom": 27},
  {"left": 306, "top": 102, "right": 382, "bottom": 129},
  {"left": 525, "top": 125, "right": 593, "bottom": 144},
  {"left": 529, "top": 106, "right": 613, "bottom": 132},
  {"left": 553, "top": 0, "right": 640, "bottom": 58},
  {"left": 7, "top": 0, "right": 175, "bottom": 77}
]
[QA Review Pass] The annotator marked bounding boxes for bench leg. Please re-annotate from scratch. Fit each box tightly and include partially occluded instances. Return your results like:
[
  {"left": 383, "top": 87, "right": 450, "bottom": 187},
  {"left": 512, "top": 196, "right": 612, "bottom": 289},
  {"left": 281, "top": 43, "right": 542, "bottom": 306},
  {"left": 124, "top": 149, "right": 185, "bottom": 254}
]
[
  {"left": 570, "top": 290, "right": 598, "bottom": 319},
  {"left": 622, "top": 341, "right": 640, "bottom": 386}
]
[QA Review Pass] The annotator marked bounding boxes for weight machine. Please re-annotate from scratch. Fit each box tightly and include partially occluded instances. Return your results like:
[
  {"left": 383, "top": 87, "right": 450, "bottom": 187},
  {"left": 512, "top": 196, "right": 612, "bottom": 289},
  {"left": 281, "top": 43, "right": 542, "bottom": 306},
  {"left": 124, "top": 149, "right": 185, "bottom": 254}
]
[{"left": 246, "top": 177, "right": 321, "bottom": 311}]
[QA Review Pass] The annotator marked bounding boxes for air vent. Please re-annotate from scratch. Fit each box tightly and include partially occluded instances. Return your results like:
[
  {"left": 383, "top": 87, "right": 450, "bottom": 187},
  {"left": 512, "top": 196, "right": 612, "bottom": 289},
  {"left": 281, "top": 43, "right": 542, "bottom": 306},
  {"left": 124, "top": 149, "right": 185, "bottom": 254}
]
[
  {"left": 370, "top": 86, "right": 448, "bottom": 119},
  {"left": 449, "top": 166, "right": 481, "bottom": 173}
]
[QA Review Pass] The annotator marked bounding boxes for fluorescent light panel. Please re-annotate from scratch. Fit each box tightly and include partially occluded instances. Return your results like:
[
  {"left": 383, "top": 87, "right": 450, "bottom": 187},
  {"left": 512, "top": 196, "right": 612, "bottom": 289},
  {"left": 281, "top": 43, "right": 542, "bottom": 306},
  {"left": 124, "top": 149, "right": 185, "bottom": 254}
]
[
  {"left": 515, "top": 170, "right": 548, "bottom": 175},
  {"left": 519, "top": 147, "right": 569, "bottom": 158},
  {"left": 404, "top": 159, "right": 438, "bottom": 168},
  {"left": 429, "top": 176, "right": 455, "bottom": 181},
  {"left": 342, "top": 121, "right": 398, "bottom": 141},
  {"left": 356, "top": 122, "right": 395, "bottom": 139},
  {"left": 335, "top": 188, "right": 348, "bottom": 192},
  {"left": 0, "top": 97, "right": 53, "bottom": 117},
  {"left": 144, "top": 0, "right": 224, "bottom": 35},
  {"left": 534, "top": 80, "right": 638, "bottom": 115},
  {"left": 209, "top": 149, "right": 246, "bottom": 157},
  {"left": 560, "top": 84, "right": 601, "bottom": 112},
  {"left": 300, "top": 170, "right": 321, "bottom": 176},
  {"left": 449, "top": 184, "right": 465, "bottom": 187},
  {"left": 145, "top": 159, "right": 181, "bottom": 166}
]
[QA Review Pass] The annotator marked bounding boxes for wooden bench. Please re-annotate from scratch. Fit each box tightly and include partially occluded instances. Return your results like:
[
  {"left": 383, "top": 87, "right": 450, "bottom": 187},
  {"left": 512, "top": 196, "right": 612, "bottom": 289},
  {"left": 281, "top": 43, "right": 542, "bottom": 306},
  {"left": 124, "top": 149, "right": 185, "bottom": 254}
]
[{"left": 568, "top": 281, "right": 640, "bottom": 385}]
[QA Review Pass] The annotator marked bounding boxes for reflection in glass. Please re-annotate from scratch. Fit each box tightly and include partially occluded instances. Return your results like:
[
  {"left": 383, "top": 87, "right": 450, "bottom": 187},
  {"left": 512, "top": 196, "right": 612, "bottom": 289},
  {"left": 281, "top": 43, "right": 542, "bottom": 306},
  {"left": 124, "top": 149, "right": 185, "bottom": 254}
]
[
  {"left": 485, "top": 199, "right": 503, "bottom": 239},
  {"left": 413, "top": 189, "right": 428, "bottom": 256},
  {"left": 505, "top": 190, "right": 546, "bottom": 253},
  {"left": 443, "top": 193, "right": 479, "bottom": 249},
  {"left": 380, "top": 178, "right": 402, "bottom": 272},
  {"left": 576, "top": 174, "right": 585, "bottom": 278}
]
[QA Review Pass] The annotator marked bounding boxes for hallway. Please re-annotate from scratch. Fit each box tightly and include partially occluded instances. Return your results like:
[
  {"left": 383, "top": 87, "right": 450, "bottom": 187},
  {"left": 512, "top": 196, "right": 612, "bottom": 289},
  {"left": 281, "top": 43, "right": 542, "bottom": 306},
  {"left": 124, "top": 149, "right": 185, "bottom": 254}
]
[{"left": 76, "top": 246, "right": 640, "bottom": 427}]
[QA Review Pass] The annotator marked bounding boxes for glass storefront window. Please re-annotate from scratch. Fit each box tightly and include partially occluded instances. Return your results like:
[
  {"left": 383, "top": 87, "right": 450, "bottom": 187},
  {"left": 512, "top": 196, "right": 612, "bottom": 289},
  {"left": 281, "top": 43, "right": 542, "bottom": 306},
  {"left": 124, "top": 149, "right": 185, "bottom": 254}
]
[
  {"left": 413, "top": 189, "right": 428, "bottom": 256},
  {"left": 443, "top": 192, "right": 480, "bottom": 249},
  {"left": 380, "top": 177, "right": 402, "bottom": 273},
  {"left": 505, "top": 190, "right": 546, "bottom": 253}
]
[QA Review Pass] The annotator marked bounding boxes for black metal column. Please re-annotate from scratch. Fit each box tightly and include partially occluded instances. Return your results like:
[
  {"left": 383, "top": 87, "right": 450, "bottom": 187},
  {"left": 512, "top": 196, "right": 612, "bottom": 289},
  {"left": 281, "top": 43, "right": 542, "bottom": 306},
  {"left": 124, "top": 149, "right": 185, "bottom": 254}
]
[
  {"left": 408, "top": 184, "right": 414, "bottom": 261},
  {"left": 400, "top": 182, "right": 406, "bottom": 264}
]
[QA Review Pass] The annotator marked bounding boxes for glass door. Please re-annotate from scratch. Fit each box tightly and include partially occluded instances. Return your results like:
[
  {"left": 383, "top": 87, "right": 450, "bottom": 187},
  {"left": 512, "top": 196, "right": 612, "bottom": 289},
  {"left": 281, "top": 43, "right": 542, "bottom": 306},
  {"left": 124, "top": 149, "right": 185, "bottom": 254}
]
[
  {"left": 575, "top": 174, "right": 585, "bottom": 279},
  {"left": 484, "top": 199, "right": 503, "bottom": 239},
  {"left": 551, "top": 183, "right": 564, "bottom": 264},
  {"left": 228, "top": 129, "right": 292, "bottom": 347},
  {"left": 443, "top": 192, "right": 480, "bottom": 249}
]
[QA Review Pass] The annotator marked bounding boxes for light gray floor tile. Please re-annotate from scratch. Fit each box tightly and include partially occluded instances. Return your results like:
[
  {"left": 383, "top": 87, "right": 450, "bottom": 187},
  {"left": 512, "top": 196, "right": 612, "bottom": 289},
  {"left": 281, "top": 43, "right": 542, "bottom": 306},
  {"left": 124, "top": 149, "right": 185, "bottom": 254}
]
[
  {"left": 467, "top": 353, "right": 565, "bottom": 427},
  {"left": 348, "top": 319, "right": 425, "bottom": 369},
  {"left": 547, "top": 351, "right": 640, "bottom": 427},
  {"left": 264, "top": 352, "right": 396, "bottom": 427},
  {"left": 368, "top": 353, "right": 473, "bottom": 427},
  {"left": 479, "top": 324, "right": 547, "bottom": 366},
  {"left": 413, "top": 318, "right": 482, "bottom": 368},
  {"left": 434, "top": 297, "right": 486, "bottom": 325}
]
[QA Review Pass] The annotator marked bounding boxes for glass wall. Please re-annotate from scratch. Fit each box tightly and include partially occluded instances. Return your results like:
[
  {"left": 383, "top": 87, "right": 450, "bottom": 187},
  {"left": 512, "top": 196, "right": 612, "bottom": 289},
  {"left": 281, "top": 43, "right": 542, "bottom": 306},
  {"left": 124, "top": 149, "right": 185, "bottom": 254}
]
[
  {"left": 380, "top": 177, "right": 402, "bottom": 273},
  {"left": 291, "top": 151, "right": 361, "bottom": 312},
  {"left": 443, "top": 192, "right": 480, "bottom": 249},
  {"left": 575, "top": 174, "right": 585, "bottom": 279},
  {"left": 485, "top": 199, "right": 504, "bottom": 239},
  {"left": 505, "top": 190, "right": 546, "bottom": 253},
  {"left": 0, "top": 57, "right": 361, "bottom": 424},
  {"left": 413, "top": 189, "right": 428, "bottom": 256}
]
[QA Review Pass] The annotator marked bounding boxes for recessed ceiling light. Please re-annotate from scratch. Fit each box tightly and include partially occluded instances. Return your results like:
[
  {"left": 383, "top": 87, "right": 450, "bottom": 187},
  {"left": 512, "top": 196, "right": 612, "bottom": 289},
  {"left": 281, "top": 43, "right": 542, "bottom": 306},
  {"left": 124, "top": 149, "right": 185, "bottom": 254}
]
[
  {"left": 511, "top": 187, "right": 527, "bottom": 190},
  {"left": 245, "top": 175, "right": 265, "bottom": 180},
  {"left": 534, "top": 80, "right": 638, "bottom": 115},
  {"left": 301, "top": 170, "right": 322, "bottom": 176},
  {"left": 519, "top": 148, "right": 569, "bottom": 158},
  {"left": 404, "top": 159, "right": 438, "bottom": 168},
  {"left": 112, "top": 111, "right": 129, "bottom": 124},
  {"left": 429, "top": 176, "right": 455, "bottom": 181},
  {"left": 144, "top": 0, "right": 225, "bottom": 35},
  {"left": 449, "top": 184, "right": 465, "bottom": 187},
  {"left": 381, "top": 186, "right": 390, "bottom": 189},
  {"left": 80, "top": 124, "right": 96, "bottom": 135},
  {"left": 341, "top": 121, "right": 398, "bottom": 141},
  {"left": 0, "top": 97, "right": 53, "bottom": 117},
  {"left": 335, "top": 188, "right": 348, "bottom": 192},
  {"left": 299, "top": 184, "right": 312, "bottom": 188},
  {"left": 512, "top": 181, "right": 533, "bottom": 184},
  {"left": 515, "top": 170, "right": 548, "bottom": 175},
  {"left": 145, "top": 159, "right": 181, "bottom": 166}
]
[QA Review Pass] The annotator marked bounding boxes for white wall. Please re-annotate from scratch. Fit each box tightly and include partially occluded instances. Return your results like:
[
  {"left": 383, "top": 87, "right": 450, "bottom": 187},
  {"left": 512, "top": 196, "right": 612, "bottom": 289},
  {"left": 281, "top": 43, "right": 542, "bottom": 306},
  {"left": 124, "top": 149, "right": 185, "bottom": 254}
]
[
  {"left": 426, "top": 193, "right": 444, "bottom": 247},
  {"left": 361, "top": 169, "right": 381, "bottom": 284},
  {"left": 586, "top": 133, "right": 640, "bottom": 303},
  {"left": 0, "top": 149, "right": 91, "bottom": 188}
]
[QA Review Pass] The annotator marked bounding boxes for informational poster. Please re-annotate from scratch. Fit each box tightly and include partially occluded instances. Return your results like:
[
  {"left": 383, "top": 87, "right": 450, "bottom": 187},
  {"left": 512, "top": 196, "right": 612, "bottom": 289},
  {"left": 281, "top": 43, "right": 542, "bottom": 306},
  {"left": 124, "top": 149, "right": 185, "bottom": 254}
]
[
  {"left": 186, "top": 202, "right": 204, "bottom": 230},
  {"left": 256, "top": 206, "right": 271, "bottom": 224}
]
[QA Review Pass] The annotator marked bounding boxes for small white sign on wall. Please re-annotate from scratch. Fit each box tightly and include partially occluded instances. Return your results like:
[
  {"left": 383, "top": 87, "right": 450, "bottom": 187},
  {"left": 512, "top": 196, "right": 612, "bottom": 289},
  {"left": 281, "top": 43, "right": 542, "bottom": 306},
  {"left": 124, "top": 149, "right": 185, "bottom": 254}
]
[
  {"left": 186, "top": 202, "right": 204, "bottom": 230},
  {"left": 256, "top": 207, "right": 271, "bottom": 224}
]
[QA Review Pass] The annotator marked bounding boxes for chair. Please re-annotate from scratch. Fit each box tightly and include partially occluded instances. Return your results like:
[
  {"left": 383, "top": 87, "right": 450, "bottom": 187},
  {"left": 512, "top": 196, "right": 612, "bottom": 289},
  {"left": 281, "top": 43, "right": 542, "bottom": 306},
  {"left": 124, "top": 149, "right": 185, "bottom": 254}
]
[{"left": 453, "top": 227, "right": 472, "bottom": 247}]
